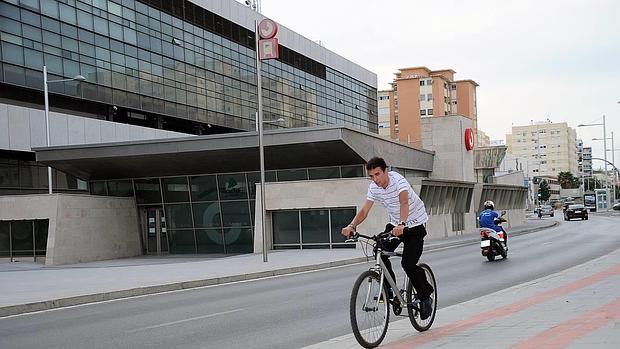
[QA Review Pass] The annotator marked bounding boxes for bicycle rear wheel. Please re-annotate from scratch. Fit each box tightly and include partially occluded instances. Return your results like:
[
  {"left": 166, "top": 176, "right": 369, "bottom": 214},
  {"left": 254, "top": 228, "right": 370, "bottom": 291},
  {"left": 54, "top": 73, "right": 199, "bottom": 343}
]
[
  {"left": 406, "top": 263, "right": 437, "bottom": 331},
  {"left": 350, "top": 270, "right": 390, "bottom": 348}
]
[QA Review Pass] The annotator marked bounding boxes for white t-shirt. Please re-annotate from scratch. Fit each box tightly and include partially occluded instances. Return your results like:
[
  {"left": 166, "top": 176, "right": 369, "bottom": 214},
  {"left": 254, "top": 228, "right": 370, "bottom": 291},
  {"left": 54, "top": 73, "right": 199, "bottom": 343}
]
[{"left": 366, "top": 171, "right": 428, "bottom": 227}]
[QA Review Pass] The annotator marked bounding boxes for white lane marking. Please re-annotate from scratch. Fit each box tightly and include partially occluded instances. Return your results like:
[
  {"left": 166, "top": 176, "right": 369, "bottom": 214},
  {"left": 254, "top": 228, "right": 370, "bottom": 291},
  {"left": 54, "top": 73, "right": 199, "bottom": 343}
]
[
  {"left": 127, "top": 308, "right": 244, "bottom": 332},
  {"left": 0, "top": 263, "right": 364, "bottom": 319}
]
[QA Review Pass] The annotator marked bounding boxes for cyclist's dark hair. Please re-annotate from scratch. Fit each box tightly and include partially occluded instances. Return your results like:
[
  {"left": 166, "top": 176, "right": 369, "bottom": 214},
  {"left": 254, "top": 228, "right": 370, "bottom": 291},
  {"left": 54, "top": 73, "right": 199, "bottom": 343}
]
[{"left": 366, "top": 157, "right": 387, "bottom": 171}]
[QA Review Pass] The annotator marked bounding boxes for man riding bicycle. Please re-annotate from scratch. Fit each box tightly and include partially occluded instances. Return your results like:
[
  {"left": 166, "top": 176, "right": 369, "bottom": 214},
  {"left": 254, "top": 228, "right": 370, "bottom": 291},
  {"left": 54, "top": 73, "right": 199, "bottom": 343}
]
[{"left": 342, "top": 157, "right": 434, "bottom": 319}]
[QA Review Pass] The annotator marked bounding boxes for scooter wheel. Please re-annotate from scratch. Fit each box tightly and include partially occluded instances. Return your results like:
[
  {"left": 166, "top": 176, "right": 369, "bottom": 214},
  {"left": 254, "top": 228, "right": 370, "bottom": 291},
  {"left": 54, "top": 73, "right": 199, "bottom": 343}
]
[{"left": 487, "top": 253, "right": 495, "bottom": 262}]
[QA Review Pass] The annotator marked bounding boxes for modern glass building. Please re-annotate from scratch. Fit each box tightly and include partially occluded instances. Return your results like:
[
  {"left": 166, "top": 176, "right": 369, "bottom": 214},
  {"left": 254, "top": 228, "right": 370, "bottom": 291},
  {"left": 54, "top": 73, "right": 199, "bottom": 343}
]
[
  {"left": 0, "top": 0, "right": 378, "bottom": 195},
  {"left": 28, "top": 126, "right": 434, "bottom": 260}
]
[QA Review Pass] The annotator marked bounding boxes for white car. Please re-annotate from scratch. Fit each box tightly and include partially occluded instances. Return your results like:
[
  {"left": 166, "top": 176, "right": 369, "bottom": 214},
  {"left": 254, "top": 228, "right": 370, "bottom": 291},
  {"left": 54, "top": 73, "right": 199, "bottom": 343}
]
[{"left": 538, "top": 205, "right": 554, "bottom": 217}]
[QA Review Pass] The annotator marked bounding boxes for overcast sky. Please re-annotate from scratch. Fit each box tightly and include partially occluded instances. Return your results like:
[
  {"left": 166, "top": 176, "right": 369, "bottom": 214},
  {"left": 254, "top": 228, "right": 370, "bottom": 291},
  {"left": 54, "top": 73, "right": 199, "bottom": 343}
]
[{"left": 253, "top": 0, "right": 620, "bottom": 169}]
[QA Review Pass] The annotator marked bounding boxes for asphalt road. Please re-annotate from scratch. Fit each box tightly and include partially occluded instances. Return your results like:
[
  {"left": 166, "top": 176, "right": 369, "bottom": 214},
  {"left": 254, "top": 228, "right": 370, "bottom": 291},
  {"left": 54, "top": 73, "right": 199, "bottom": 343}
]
[{"left": 1, "top": 213, "right": 619, "bottom": 349}]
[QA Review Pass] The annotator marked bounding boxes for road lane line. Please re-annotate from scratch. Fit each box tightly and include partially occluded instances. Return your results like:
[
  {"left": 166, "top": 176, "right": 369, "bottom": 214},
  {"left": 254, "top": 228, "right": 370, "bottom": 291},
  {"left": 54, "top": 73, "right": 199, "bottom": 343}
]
[
  {"left": 382, "top": 263, "right": 620, "bottom": 349},
  {"left": 510, "top": 297, "right": 620, "bottom": 349},
  {"left": 127, "top": 308, "right": 244, "bottom": 332}
]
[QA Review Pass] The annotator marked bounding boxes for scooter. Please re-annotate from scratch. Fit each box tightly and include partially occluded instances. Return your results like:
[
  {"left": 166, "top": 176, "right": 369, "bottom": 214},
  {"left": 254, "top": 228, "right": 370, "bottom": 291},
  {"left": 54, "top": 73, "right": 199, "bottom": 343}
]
[{"left": 479, "top": 211, "right": 508, "bottom": 262}]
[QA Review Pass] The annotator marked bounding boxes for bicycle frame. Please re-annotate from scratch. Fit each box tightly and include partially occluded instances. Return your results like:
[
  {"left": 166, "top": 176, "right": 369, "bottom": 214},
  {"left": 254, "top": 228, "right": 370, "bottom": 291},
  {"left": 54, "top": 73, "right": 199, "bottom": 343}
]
[{"left": 370, "top": 247, "right": 414, "bottom": 308}]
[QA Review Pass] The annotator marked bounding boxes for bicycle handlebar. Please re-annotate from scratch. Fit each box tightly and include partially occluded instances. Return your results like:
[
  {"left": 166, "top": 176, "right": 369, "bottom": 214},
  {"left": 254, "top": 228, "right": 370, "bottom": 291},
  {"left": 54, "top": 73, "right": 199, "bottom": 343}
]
[{"left": 345, "top": 231, "right": 398, "bottom": 243}]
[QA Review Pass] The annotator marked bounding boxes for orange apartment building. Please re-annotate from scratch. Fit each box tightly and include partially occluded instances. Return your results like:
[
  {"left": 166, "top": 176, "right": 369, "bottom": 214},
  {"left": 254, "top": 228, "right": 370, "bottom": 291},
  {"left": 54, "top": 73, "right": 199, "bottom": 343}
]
[{"left": 389, "top": 67, "right": 479, "bottom": 147}]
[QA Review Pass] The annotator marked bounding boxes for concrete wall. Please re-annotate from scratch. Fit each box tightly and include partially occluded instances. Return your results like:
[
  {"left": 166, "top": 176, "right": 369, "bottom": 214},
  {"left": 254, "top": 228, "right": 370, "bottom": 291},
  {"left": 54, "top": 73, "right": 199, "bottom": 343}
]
[
  {"left": 560, "top": 188, "right": 581, "bottom": 200},
  {"left": 421, "top": 115, "right": 475, "bottom": 182},
  {"left": 494, "top": 172, "right": 525, "bottom": 186},
  {"left": 0, "top": 194, "right": 140, "bottom": 265},
  {"left": 0, "top": 103, "right": 190, "bottom": 153}
]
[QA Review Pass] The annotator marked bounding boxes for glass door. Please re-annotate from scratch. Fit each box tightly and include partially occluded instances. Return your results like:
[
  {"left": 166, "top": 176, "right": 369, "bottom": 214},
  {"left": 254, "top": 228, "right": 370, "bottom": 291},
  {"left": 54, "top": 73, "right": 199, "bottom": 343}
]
[{"left": 142, "top": 207, "right": 169, "bottom": 255}]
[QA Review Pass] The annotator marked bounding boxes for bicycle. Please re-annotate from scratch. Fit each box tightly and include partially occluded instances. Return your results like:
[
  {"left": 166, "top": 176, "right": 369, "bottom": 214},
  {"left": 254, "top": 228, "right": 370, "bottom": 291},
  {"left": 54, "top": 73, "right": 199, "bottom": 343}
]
[{"left": 346, "top": 231, "right": 437, "bottom": 348}]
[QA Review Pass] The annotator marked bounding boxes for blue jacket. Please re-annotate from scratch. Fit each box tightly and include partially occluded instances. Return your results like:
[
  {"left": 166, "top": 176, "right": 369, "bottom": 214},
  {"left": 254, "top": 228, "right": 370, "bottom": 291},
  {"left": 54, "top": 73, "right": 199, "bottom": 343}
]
[{"left": 479, "top": 209, "right": 502, "bottom": 232}]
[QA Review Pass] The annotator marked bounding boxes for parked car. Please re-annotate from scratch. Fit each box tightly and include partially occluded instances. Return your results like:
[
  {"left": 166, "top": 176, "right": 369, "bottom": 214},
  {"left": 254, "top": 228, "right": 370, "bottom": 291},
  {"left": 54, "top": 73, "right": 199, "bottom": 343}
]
[
  {"left": 613, "top": 202, "right": 620, "bottom": 211},
  {"left": 539, "top": 205, "right": 554, "bottom": 217},
  {"left": 564, "top": 204, "right": 588, "bottom": 221}
]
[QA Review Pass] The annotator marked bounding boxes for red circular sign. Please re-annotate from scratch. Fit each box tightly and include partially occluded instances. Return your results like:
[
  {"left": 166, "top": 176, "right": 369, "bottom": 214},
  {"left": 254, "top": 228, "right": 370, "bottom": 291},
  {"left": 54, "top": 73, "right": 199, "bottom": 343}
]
[
  {"left": 464, "top": 128, "right": 474, "bottom": 151},
  {"left": 259, "top": 19, "right": 278, "bottom": 39}
]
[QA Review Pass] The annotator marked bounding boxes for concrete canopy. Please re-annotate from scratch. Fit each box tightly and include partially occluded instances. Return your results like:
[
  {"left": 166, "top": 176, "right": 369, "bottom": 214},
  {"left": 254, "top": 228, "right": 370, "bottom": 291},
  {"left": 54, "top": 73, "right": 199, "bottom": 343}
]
[{"left": 34, "top": 126, "right": 434, "bottom": 180}]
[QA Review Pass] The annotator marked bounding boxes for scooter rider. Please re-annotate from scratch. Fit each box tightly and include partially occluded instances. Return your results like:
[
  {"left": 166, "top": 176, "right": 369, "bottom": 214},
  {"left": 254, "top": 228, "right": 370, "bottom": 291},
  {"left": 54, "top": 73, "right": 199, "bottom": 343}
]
[{"left": 479, "top": 200, "right": 508, "bottom": 249}]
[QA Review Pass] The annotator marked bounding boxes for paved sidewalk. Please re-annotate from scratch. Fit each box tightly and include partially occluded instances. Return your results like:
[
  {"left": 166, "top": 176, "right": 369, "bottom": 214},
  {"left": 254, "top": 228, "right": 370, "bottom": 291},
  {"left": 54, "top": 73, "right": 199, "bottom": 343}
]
[
  {"left": 302, "top": 247, "right": 620, "bottom": 349},
  {"left": 0, "top": 218, "right": 556, "bottom": 317}
]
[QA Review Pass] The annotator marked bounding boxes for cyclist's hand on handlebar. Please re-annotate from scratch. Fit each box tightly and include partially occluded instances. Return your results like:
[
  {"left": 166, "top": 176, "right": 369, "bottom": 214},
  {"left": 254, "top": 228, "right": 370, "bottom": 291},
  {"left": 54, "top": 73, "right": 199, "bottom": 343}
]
[
  {"left": 342, "top": 226, "right": 355, "bottom": 238},
  {"left": 392, "top": 224, "right": 404, "bottom": 237}
]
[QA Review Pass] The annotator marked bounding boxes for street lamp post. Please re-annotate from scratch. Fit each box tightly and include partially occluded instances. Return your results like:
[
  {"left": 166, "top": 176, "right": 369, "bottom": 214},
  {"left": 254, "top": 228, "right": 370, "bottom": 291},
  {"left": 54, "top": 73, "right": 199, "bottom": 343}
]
[
  {"left": 592, "top": 131, "right": 616, "bottom": 204},
  {"left": 578, "top": 115, "right": 608, "bottom": 205},
  {"left": 43, "top": 65, "right": 86, "bottom": 194}
]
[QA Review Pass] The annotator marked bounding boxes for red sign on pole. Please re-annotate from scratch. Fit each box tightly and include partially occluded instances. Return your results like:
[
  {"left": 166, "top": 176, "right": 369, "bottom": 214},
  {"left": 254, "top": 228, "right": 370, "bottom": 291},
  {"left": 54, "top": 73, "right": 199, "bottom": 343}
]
[
  {"left": 259, "top": 38, "right": 279, "bottom": 60},
  {"left": 258, "top": 19, "right": 278, "bottom": 39},
  {"left": 258, "top": 19, "right": 279, "bottom": 60}
]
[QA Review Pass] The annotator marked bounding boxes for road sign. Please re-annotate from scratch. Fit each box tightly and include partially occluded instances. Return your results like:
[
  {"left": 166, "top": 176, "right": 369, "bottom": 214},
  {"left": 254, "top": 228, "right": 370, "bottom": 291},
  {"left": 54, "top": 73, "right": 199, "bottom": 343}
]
[
  {"left": 259, "top": 19, "right": 278, "bottom": 39},
  {"left": 259, "top": 38, "right": 279, "bottom": 60}
]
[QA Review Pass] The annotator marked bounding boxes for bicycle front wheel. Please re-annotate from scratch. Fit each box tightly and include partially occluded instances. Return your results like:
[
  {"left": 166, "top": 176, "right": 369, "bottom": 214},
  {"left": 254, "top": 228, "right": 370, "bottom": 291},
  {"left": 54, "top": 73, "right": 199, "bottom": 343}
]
[
  {"left": 350, "top": 270, "right": 390, "bottom": 348},
  {"left": 406, "top": 263, "right": 437, "bottom": 332}
]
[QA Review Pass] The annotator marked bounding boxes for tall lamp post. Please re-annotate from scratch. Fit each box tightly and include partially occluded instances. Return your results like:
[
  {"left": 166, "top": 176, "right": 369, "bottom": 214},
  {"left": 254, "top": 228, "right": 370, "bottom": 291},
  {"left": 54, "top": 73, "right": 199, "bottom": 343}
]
[
  {"left": 592, "top": 131, "right": 615, "bottom": 203},
  {"left": 43, "top": 65, "right": 86, "bottom": 194},
  {"left": 578, "top": 115, "right": 608, "bottom": 208}
]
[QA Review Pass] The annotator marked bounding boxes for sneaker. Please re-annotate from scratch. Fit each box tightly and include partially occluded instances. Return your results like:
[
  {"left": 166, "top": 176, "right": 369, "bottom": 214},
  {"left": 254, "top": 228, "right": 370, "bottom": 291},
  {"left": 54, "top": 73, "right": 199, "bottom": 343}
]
[{"left": 419, "top": 297, "right": 433, "bottom": 320}]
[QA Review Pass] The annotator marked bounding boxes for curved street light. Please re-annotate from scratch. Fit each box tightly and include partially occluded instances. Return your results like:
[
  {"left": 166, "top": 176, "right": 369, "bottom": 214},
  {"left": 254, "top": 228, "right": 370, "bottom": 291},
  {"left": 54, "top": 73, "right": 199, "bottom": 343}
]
[{"left": 43, "top": 66, "right": 86, "bottom": 194}]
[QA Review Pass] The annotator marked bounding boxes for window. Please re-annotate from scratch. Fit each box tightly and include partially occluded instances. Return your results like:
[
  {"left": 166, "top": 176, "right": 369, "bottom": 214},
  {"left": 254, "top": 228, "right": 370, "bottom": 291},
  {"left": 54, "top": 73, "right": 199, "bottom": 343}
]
[
  {"left": 419, "top": 80, "right": 425, "bottom": 86},
  {"left": 451, "top": 84, "right": 456, "bottom": 90},
  {"left": 427, "top": 93, "right": 432, "bottom": 101},
  {"left": 427, "top": 79, "right": 432, "bottom": 85},
  {"left": 273, "top": 211, "right": 300, "bottom": 245},
  {"left": 301, "top": 210, "right": 329, "bottom": 245},
  {"left": 162, "top": 177, "right": 190, "bottom": 202},
  {"left": 420, "top": 109, "right": 426, "bottom": 116},
  {"left": 427, "top": 109, "right": 433, "bottom": 115},
  {"left": 419, "top": 94, "right": 425, "bottom": 101}
]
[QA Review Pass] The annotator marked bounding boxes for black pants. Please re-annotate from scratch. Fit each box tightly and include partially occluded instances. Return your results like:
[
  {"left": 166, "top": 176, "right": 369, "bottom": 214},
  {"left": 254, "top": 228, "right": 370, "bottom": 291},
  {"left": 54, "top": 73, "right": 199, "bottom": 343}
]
[{"left": 380, "top": 224, "right": 434, "bottom": 300}]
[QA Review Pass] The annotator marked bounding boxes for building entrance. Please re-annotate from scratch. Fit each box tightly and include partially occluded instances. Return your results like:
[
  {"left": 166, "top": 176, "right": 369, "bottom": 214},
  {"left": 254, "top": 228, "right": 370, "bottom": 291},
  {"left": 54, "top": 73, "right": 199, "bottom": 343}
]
[{"left": 139, "top": 207, "right": 169, "bottom": 255}]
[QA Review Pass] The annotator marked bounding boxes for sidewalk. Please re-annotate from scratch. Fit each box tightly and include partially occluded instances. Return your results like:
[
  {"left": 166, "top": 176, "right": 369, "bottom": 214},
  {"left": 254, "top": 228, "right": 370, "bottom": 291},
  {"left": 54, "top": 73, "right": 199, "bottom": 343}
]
[
  {"left": 303, "top": 246, "right": 620, "bottom": 349},
  {"left": 0, "top": 218, "right": 556, "bottom": 317}
]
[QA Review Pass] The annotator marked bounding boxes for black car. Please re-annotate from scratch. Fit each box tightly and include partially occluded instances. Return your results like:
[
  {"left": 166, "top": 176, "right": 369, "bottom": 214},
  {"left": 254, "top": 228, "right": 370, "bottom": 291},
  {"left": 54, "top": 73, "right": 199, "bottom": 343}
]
[
  {"left": 564, "top": 204, "right": 588, "bottom": 221},
  {"left": 613, "top": 202, "right": 620, "bottom": 211}
]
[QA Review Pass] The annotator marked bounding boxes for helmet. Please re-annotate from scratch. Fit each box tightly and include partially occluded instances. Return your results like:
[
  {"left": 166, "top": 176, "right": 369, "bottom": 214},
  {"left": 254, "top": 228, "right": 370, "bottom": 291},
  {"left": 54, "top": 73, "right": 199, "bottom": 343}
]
[{"left": 484, "top": 200, "right": 495, "bottom": 210}]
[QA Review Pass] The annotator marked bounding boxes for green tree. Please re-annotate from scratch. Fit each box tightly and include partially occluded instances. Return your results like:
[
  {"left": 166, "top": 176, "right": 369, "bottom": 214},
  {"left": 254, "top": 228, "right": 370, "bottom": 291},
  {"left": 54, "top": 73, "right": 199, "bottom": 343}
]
[
  {"left": 557, "top": 171, "right": 579, "bottom": 189},
  {"left": 539, "top": 180, "right": 551, "bottom": 202}
]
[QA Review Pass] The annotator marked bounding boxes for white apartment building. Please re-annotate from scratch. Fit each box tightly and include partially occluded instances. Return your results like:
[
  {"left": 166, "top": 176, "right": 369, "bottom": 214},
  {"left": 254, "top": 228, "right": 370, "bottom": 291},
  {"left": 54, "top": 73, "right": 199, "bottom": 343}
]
[
  {"left": 378, "top": 90, "right": 391, "bottom": 137},
  {"left": 506, "top": 121, "right": 579, "bottom": 178}
]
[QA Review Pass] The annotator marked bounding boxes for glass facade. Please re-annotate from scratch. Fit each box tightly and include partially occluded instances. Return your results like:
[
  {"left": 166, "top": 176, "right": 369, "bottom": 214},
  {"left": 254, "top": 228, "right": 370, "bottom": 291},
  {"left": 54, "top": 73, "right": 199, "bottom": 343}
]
[
  {"left": 0, "top": 155, "right": 88, "bottom": 195},
  {"left": 90, "top": 164, "right": 364, "bottom": 254},
  {"left": 0, "top": 0, "right": 378, "bottom": 134},
  {"left": 272, "top": 208, "right": 356, "bottom": 249},
  {"left": 0, "top": 219, "right": 49, "bottom": 259}
]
